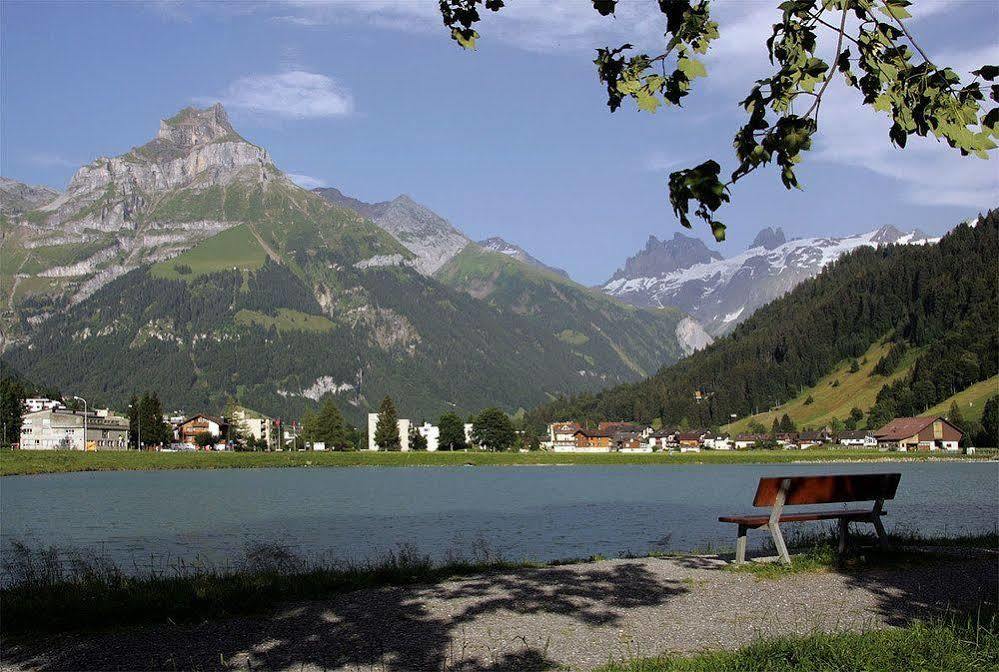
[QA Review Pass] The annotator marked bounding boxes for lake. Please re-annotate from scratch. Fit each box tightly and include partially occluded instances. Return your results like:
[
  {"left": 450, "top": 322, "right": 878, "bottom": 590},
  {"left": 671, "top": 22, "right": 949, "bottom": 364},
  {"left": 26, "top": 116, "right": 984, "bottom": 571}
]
[{"left": 2, "top": 462, "right": 996, "bottom": 570}]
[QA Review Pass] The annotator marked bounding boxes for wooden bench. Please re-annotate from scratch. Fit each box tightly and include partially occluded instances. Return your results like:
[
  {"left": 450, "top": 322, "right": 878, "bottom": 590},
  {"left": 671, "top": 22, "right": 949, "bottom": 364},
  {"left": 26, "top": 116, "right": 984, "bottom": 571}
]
[{"left": 719, "top": 473, "right": 901, "bottom": 565}]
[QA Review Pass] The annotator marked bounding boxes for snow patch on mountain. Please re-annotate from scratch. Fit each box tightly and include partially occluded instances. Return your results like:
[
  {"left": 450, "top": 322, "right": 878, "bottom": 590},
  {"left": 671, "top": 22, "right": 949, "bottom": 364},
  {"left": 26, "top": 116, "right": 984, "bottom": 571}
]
[
  {"left": 477, "top": 237, "right": 569, "bottom": 278},
  {"left": 602, "top": 224, "right": 946, "bottom": 336}
]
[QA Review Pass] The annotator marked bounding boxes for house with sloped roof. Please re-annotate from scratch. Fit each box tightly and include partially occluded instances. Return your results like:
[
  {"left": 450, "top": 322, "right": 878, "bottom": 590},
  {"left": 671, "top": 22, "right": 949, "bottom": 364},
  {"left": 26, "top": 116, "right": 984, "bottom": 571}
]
[
  {"left": 874, "top": 416, "right": 963, "bottom": 451},
  {"left": 835, "top": 429, "right": 877, "bottom": 448},
  {"left": 572, "top": 428, "right": 614, "bottom": 452}
]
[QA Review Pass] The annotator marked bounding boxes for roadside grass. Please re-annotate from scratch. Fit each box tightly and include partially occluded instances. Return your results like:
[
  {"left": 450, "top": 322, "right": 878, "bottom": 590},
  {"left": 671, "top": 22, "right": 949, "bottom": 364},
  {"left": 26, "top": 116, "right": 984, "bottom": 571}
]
[
  {"left": 1, "top": 448, "right": 989, "bottom": 477},
  {"left": 726, "top": 527, "right": 998, "bottom": 580},
  {"left": 598, "top": 612, "right": 998, "bottom": 672}
]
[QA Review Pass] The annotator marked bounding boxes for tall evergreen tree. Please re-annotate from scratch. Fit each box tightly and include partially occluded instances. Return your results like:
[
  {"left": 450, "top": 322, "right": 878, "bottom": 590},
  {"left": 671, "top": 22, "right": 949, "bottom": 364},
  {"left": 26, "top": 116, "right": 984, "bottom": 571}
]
[
  {"left": 315, "top": 399, "right": 354, "bottom": 450},
  {"left": 374, "top": 396, "right": 401, "bottom": 451},
  {"left": 778, "top": 414, "right": 796, "bottom": 432},
  {"left": 978, "top": 396, "right": 998, "bottom": 448}
]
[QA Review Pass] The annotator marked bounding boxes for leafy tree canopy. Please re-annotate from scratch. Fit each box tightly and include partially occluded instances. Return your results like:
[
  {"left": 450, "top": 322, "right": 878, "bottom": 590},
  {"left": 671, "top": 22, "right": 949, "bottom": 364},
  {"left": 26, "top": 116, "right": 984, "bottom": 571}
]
[
  {"left": 471, "top": 407, "right": 517, "bottom": 451},
  {"left": 439, "top": 0, "right": 997, "bottom": 240},
  {"left": 438, "top": 412, "right": 467, "bottom": 451}
]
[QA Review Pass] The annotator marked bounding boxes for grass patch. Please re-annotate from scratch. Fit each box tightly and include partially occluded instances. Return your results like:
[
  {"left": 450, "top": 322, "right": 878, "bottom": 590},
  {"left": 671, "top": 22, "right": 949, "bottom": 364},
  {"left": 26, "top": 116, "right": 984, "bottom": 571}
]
[
  {"left": 149, "top": 225, "right": 266, "bottom": 280},
  {"left": 1, "top": 448, "right": 989, "bottom": 477},
  {"left": 599, "top": 614, "right": 998, "bottom": 672},
  {"left": 234, "top": 307, "right": 335, "bottom": 333},
  {"left": 726, "top": 528, "right": 998, "bottom": 579},
  {"left": 0, "top": 540, "right": 533, "bottom": 637}
]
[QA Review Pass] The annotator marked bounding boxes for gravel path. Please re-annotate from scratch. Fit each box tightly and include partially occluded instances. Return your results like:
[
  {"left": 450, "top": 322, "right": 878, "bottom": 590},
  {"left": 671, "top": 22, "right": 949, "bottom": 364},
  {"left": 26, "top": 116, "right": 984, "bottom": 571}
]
[{"left": 3, "top": 551, "right": 995, "bottom": 672}]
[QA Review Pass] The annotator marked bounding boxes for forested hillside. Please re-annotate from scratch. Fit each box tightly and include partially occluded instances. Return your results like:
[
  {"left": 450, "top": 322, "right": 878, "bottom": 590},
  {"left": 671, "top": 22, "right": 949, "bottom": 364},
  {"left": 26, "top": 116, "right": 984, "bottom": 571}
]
[{"left": 527, "top": 211, "right": 998, "bottom": 431}]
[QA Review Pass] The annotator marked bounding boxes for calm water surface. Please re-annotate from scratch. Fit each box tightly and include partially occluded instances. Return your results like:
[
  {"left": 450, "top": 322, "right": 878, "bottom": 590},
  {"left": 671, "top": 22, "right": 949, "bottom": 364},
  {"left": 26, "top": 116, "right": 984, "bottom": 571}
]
[{"left": 2, "top": 463, "right": 996, "bottom": 567}]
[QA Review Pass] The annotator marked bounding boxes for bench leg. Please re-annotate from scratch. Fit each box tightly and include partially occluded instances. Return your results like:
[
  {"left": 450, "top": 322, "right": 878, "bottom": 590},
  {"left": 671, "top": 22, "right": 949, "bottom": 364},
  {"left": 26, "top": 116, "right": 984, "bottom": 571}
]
[
  {"left": 770, "top": 522, "right": 791, "bottom": 565},
  {"left": 735, "top": 524, "right": 748, "bottom": 564},
  {"left": 837, "top": 518, "right": 849, "bottom": 555},
  {"left": 871, "top": 515, "right": 888, "bottom": 547}
]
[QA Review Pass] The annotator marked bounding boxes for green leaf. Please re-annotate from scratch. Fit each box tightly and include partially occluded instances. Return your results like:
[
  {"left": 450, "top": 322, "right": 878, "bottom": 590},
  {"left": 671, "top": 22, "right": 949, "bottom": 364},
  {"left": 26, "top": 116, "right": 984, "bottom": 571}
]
[{"left": 678, "top": 57, "right": 708, "bottom": 80}]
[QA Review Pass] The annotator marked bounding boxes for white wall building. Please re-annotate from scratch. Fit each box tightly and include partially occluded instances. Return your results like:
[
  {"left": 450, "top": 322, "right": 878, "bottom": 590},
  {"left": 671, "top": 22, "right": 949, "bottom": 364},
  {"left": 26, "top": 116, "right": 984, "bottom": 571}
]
[
  {"left": 20, "top": 408, "right": 129, "bottom": 450},
  {"left": 417, "top": 423, "right": 439, "bottom": 451},
  {"left": 367, "top": 413, "right": 411, "bottom": 451},
  {"left": 23, "top": 398, "right": 64, "bottom": 413}
]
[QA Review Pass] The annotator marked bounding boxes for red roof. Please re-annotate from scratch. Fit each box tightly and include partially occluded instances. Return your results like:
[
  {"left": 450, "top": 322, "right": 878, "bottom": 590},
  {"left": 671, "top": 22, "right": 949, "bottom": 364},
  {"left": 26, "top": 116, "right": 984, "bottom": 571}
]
[{"left": 874, "top": 416, "right": 960, "bottom": 441}]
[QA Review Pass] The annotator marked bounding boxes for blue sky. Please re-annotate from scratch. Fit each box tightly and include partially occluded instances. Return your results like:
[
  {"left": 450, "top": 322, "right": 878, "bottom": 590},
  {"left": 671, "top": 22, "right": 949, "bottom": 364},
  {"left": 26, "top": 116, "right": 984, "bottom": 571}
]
[{"left": 2, "top": 0, "right": 997, "bottom": 284}]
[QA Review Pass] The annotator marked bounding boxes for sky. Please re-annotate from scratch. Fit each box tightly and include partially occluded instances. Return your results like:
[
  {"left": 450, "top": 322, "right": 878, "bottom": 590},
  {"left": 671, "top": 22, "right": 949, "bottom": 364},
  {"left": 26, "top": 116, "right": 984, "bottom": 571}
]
[{"left": 2, "top": 0, "right": 997, "bottom": 285}]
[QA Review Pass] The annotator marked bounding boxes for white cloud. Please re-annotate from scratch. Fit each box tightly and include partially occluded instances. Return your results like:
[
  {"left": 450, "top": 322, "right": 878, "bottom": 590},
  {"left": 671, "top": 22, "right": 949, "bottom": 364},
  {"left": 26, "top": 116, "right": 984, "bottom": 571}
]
[
  {"left": 211, "top": 71, "right": 354, "bottom": 118},
  {"left": 643, "top": 151, "right": 683, "bottom": 173},
  {"left": 287, "top": 173, "right": 327, "bottom": 189},
  {"left": 814, "top": 74, "right": 998, "bottom": 209},
  {"left": 26, "top": 152, "right": 79, "bottom": 168}
]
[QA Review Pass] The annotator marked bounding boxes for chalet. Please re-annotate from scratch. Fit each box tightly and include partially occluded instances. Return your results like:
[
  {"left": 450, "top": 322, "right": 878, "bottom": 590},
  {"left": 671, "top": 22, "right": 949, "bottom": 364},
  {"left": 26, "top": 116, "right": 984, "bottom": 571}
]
[
  {"left": 775, "top": 432, "right": 799, "bottom": 448},
  {"left": 599, "top": 421, "right": 650, "bottom": 438},
  {"left": 875, "top": 416, "right": 963, "bottom": 451},
  {"left": 614, "top": 432, "right": 650, "bottom": 452},
  {"left": 646, "top": 429, "right": 679, "bottom": 450},
  {"left": 798, "top": 430, "right": 828, "bottom": 449},
  {"left": 547, "top": 421, "right": 581, "bottom": 451},
  {"left": 836, "top": 430, "right": 877, "bottom": 448},
  {"left": 677, "top": 431, "right": 706, "bottom": 452},
  {"left": 702, "top": 434, "right": 732, "bottom": 450},
  {"left": 572, "top": 428, "right": 613, "bottom": 452},
  {"left": 177, "top": 414, "right": 229, "bottom": 447},
  {"left": 734, "top": 433, "right": 767, "bottom": 449}
]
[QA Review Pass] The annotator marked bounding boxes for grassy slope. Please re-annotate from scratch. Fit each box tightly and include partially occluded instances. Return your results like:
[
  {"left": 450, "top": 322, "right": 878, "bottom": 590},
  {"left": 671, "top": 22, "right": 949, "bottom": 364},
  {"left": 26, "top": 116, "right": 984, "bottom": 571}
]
[
  {"left": 149, "top": 224, "right": 266, "bottom": 279},
  {"left": 234, "top": 308, "right": 335, "bottom": 333},
  {"left": 1, "top": 449, "right": 988, "bottom": 477},
  {"left": 723, "top": 339, "right": 921, "bottom": 434},
  {"left": 436, "top": 244, "right": 685, "bottom": 378},
  {"left": 926, "top": 375, "right": 999, "bottom": 422}
]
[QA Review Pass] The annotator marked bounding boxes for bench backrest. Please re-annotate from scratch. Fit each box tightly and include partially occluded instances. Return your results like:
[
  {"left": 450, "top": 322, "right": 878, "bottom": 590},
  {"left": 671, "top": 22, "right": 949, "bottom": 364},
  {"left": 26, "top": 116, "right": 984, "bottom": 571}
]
[{"left": 753, "top": 473, "right": 901, "bottom": 507}]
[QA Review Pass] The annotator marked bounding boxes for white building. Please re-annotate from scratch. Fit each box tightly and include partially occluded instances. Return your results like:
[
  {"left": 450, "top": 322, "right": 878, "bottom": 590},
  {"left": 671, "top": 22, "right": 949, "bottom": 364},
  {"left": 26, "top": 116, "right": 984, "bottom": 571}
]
[
  {"left": 464, "top": 422, "right": 474, "bottom": 446},
  {"left": 836, "top": 430, "right": 878, "bottom": 448},
  {"left": 23, "top": 398, "right": 64, "bottom": 413},
  {"left": 544, "top": 421, "right": 580, "bottom": 451},
  {"left": 703, "top": 435, "right": 732, "bottom": 450},
  {"left": 230, "top": 407, "right": 277, "bottom": 449},
  {"left": 417, "top": 422, "right": 440, "bottom": 451},
  {"left": 367, "top": 413, "right": 411, "bottom": 451},
  {"left": 20, "top": 408, "right": 129, "bottom": 450}
]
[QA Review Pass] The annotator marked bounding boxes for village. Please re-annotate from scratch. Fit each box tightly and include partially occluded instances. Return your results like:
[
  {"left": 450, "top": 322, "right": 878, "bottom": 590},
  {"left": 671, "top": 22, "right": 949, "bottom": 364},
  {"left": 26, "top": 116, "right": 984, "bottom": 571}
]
[{"left": 15, "top": 395, "right": 969, "bottom": 454}]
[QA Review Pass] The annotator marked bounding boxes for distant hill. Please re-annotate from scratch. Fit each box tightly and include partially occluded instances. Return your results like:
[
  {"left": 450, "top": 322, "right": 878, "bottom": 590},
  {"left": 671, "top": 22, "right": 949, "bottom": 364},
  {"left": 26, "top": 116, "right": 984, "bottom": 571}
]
[
  {"left": 529, "top": 211, "right": 997, "bottom": 432},
  {"left": 476, "top": 237, "right": 570, "bottom": 279}
]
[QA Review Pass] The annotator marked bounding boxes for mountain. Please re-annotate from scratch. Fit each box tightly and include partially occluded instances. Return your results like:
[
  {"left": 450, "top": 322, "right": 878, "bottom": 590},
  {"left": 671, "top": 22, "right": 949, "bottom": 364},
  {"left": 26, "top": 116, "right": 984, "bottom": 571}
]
[
  {"left": 313, "top": 187, "right": 708, "bottom": 373},
  {"left": 528, "top": 212, "right": 997, "bottom": 432},
  {"left": 607, "top": 232, "right": 722, "bottom": 284},
  {"left": 312, "top": 188, "right": 468, "bottom": 275},
  {"left": 0, "top": 178, "right": 59, "bottom": 215},
  {"left": 601, "top": 224, "right": 944, "bottom": 336},
  {"left": 477, "top": 237, "right": 570, "bottom": 279},
  {"left": 2, "top": 104, "right": 702, "bottom": 423},
  {"left": 750, "top": 227, "right": 786, "bottom": 250}
]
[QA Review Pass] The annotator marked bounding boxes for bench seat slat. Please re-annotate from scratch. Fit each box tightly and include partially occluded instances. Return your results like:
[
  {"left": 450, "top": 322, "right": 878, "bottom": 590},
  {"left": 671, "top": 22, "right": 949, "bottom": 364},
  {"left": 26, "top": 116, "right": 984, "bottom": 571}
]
[{"left": 719, "top": 508, "right": 886, "bottom": 527}]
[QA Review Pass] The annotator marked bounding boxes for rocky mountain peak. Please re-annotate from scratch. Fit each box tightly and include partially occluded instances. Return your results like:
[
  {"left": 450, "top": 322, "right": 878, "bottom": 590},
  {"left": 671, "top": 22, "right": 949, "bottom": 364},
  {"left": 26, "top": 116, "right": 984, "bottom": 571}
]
[
  {"left": 609, "top": 231, "right": 723, "bottom": 282},
  {"left": 750, "top": 226, "right": 786, "bottom": 250},
  {"left": 155, "top": 103, "right": 239, "bottom": 149},
  {"left": 870, "top": 225, "right": 907, "bottom": 245},
  {"left": 0, "top": 177, "right": 60, "bottom": 215}
]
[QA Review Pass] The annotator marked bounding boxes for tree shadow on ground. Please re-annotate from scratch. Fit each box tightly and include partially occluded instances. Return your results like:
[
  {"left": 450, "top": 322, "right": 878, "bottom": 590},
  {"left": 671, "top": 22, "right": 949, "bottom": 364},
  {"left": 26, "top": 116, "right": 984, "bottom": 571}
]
[{"left": 1, "top": 561, "right": 688, "bottom": 672}]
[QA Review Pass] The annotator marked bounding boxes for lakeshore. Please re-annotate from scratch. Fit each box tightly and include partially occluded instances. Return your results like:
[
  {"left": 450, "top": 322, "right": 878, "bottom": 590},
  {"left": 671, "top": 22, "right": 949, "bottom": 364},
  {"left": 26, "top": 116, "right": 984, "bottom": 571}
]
[
  {"left": 2, "top": 536, "right": 995, "bottom": 671},
  {"left": 0, "top": 448, "right": 992, "bottom": 477}
]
